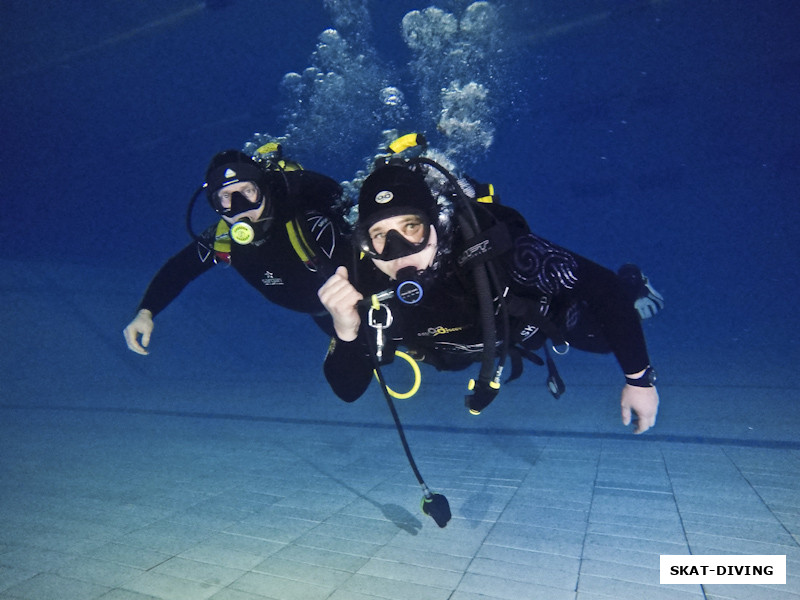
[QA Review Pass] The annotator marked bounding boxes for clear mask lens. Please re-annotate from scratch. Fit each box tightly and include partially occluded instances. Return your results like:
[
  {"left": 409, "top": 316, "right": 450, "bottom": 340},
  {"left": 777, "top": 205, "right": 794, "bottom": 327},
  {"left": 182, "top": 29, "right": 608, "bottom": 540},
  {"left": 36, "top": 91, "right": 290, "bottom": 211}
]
[
  {"left": 361, "top": 224, "right": 430, "bottom": 261},
  {"left": 213, "top": 186, "right": 262, "bottom": 217}
]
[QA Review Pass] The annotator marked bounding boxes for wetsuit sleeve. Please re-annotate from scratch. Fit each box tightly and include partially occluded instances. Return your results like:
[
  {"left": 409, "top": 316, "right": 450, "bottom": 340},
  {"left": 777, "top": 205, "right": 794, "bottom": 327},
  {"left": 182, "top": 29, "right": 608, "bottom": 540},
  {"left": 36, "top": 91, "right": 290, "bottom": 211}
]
[
  {"left": 323, "top": 335, "right": 374, "bottom": 402},
  {"left": 136, "top": 238, "right": 216, "bottom": 317},
  {"left": 571, "top": 255, "right": 651, "bottom": 375}
]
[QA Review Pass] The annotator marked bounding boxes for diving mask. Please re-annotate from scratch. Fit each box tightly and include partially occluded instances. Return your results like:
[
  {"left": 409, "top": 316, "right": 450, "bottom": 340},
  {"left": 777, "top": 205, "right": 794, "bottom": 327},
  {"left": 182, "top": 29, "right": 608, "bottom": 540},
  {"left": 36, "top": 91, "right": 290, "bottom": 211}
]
[
  {"left": 358, "top": 213, "right": 432, "bottom": 261},
  {"left": 212, "top": 186, "right": 264, "bottom": 218}
]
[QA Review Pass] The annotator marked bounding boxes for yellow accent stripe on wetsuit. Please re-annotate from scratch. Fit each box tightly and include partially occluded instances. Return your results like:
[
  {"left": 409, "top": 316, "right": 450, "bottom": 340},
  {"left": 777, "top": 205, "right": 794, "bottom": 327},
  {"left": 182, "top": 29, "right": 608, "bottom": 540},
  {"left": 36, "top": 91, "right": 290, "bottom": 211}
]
[
  {"left": 285, "top": 219, "right": 316, "bottom": 264},
  {"left": 213, "top": 220, "right": 231, "bottom": 253}
]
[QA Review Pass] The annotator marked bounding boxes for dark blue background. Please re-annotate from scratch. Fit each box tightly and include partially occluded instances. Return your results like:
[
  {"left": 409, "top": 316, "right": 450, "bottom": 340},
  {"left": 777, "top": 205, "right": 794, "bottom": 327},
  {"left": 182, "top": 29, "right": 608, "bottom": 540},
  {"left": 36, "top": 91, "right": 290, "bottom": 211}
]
[{"left": 1, "top": 0, "right": 797, "bottom": 423}]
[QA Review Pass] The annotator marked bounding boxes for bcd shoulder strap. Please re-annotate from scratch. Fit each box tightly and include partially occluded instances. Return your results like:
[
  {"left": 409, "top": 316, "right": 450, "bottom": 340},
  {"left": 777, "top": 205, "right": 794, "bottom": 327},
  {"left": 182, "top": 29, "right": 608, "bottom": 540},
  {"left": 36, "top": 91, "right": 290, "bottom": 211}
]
[
  {"left": 285, "top": 216, "right": 320, "bottom": 272},
  {"left": 457, "top": 221, "right": 513, "bottom": 268}
]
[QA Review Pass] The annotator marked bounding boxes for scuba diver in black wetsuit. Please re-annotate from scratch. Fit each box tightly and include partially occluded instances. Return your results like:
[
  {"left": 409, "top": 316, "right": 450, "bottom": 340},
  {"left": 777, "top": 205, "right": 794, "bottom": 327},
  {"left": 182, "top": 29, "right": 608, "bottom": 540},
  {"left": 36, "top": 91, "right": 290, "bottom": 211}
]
[
  {"left": 123, "top": 147, "right": 352, "bottom": 354},
  {"left": 318, "top": 140, "right": 664, "bottom": 434}
]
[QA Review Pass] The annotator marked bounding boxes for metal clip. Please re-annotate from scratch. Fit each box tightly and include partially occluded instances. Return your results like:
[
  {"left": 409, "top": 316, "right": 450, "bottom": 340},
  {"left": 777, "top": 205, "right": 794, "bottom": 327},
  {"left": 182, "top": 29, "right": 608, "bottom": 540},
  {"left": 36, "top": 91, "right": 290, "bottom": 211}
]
[{"left": 368, "top": 304, "right": 393, "bottom": 361}]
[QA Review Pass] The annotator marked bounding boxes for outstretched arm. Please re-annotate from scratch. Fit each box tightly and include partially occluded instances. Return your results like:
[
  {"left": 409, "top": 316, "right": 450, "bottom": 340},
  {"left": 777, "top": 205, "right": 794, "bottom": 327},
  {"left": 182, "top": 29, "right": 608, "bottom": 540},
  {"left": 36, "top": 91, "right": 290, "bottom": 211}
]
[
  {"left": 576, "top": 259, "right": 659, "bottom": 434},
  {"left": 123, "top": 235, "right": 215, "bottom": 355},
  {"left": 137, "top": 241, "right": 215, "bottom": 318}
]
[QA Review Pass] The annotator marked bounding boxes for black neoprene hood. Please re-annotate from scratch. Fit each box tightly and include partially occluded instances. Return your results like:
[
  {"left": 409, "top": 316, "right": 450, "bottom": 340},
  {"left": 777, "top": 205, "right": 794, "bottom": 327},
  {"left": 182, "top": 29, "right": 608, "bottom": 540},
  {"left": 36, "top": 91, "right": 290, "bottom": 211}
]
[
  {"left": 204, "top": 150, "right": 264, "bottom": 201},
  {"left": 357, "top": 165, "right": 437, "bottom": 229}
]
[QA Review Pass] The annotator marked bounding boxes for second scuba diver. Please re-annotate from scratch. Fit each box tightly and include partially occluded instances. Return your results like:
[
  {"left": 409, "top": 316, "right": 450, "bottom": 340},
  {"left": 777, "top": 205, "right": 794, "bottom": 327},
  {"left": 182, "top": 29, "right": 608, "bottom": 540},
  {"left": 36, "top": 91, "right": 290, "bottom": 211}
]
[
  {"left": 318, "top": 154, "right": 663, "bottom": 434},
  {"left": 123, "top": 148, "right": 351, "bottom": 354}
]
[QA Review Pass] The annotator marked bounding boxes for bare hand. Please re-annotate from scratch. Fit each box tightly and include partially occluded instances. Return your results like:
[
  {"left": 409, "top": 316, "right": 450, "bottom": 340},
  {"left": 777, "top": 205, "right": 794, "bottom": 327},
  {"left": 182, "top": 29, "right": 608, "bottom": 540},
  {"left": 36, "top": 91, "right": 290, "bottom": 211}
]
[
  {"left": 123, "top": 309, "right": 154, "bottom": 355},
  {"left": 621, "top": 384, "right": 659, "bottom": 434},
  {"left": 318, "top": 266, "right": 363, "bottom": 341}
]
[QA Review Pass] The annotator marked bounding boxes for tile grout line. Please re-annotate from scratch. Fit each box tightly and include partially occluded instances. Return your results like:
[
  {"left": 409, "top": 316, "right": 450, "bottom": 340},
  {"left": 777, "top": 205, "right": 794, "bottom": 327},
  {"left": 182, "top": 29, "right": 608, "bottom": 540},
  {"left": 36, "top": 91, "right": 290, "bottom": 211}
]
[
  {"left": 5, "top": 403, "right": 800, "bottom": 450},
  {"left": 661, "top": 444, "right": 710, "bottom": 600},
  {"left": 574, "top": 440, "right": 603, "bottom": 597},
  {"left": 721, "top": 446, "right": 800, "bottom": 551},
  {"left": 445, "top": 438, "right": 551, "bottom": 600}
]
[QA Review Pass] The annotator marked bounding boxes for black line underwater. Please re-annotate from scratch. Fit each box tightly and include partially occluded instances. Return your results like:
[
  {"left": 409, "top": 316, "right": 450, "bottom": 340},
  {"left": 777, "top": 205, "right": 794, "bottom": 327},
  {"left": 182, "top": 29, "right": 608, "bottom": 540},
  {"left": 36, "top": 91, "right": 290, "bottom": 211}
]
[{"left": 2, "top": 403, "right": 799, "bottom": 450}]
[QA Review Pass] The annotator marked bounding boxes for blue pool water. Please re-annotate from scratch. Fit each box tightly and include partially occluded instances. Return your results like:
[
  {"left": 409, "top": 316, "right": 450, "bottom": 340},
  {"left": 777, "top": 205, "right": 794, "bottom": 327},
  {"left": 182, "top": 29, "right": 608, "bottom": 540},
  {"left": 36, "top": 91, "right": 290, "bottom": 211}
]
[
  {"left": 1, "top": 3, "right": 799, "bottom": 598},
  {"left": 1, "top": 0, "right": 796, "bottom": 408}
]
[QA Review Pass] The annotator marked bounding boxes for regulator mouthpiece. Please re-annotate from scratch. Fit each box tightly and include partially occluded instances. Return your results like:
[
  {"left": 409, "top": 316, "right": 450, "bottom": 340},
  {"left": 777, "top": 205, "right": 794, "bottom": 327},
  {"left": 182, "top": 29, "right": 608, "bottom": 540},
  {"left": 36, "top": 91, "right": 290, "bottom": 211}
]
[{"left": 230, "top": 220, "right": 256, "bottom": 245}]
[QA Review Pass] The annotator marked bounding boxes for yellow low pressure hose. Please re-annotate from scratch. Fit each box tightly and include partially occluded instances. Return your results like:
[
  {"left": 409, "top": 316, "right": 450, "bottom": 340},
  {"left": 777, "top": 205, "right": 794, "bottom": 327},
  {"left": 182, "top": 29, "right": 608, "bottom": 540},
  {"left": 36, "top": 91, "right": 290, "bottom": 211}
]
[{"left": 374, "top": 350, "right": 421, "bottom": 399}]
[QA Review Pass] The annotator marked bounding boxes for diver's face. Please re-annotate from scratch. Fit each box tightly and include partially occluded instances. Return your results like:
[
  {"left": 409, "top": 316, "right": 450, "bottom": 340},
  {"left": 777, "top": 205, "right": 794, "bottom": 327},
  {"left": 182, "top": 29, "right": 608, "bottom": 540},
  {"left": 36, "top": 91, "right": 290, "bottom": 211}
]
[
  {"left": 216, "top": 181, "right": 265, "bottom": 223},
  {"left": 367, "top": 214, "right": 428, "bottom": 255},
  {"left": 370, "top": 216, "right": 438, "bottom": 280}
]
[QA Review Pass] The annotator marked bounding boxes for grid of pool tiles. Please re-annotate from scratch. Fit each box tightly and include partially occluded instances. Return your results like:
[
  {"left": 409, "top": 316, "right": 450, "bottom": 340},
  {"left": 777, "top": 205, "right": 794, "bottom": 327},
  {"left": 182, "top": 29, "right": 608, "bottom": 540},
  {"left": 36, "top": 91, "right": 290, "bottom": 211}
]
[{"left": 1, "top": 404, "right": 798, "bottom": 600}]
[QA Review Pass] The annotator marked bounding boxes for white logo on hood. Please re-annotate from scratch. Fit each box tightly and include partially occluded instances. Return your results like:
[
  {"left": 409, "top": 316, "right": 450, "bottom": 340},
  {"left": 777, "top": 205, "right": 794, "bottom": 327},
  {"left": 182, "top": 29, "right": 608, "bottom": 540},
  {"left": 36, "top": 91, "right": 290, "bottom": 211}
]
[{"left": 375, "top": 190, "right": 394, "bottom": 203}]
